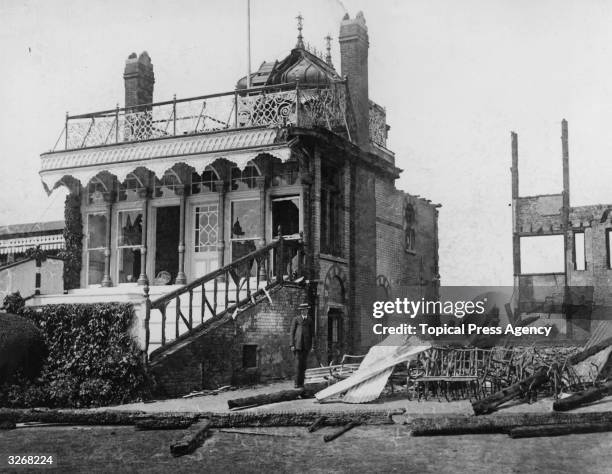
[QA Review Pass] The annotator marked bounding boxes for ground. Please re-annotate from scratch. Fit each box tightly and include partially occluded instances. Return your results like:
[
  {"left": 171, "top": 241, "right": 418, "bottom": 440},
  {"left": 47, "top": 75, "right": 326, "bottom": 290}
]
[
  {"left": 2, "top": 382, "right": 612, "bottom": 473},
  {"left": 1, "top": 425, "right": 611, "bottom": 473}
]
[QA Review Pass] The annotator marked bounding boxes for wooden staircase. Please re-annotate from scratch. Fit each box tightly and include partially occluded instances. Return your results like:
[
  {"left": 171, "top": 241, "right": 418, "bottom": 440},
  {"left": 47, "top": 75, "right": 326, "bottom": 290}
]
[{"left": 144, "top": 236, "right": 304, "bottom": 360}]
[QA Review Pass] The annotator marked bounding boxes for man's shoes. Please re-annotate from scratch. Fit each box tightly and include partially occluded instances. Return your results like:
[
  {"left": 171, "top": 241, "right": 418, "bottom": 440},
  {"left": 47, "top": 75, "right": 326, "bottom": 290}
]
[{"left": 294, "top": 384, "right": 304, "bottom": 389}]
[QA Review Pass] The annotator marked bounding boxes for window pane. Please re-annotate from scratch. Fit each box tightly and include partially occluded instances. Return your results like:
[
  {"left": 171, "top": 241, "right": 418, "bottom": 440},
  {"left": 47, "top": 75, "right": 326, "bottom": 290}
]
[
  {"left": 195, "top": 204, "right": 218, "bottom": 252},
  {"left": 230, "top": 200, "right": 260, "bottom": 240},
  {"left": 88, "top": 214, "right": 107, "bottom": 249},
  {"left": 88, "top": 249, "right": 105, "bottom": 285},
  {"left": 118, "top": 210, "right": 143, "bottom": 247},
  {"left": 118, "top": 247, "right": 141, "bottom": 283},
  {"left": 272, "top": 197, "right": 299, "bottom": 236}
]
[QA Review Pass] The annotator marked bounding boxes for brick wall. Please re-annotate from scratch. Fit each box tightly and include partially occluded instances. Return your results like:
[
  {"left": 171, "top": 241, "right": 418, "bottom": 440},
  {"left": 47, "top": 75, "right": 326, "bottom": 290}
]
[
  {"left": 375, "top": 176, "right": 440, "bottom": 321},
  {"left": 151, "top": 283, "right": 308, "bottom": 397}
]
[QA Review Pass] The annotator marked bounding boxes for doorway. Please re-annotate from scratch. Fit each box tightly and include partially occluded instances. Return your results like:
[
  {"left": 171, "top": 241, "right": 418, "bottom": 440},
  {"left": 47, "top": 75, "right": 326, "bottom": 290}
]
[
  {"left": 327, "top": 308, "right": 344, "bottom": 364},
  {"left": 154, "top": 206, "right": 180, "bottom": 284}
]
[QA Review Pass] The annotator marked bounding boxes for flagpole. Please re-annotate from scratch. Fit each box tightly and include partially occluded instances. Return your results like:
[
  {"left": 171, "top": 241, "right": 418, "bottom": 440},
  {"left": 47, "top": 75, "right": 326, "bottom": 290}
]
[{"left": 247, "top": 0, "right": 252, "bottom": 89}]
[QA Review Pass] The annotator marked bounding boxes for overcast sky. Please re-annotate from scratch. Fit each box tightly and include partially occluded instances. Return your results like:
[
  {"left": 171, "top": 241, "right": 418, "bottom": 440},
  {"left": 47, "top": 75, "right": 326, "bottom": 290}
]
[{"left": 2, "top": 0, "right": 612, "bottom": 286}]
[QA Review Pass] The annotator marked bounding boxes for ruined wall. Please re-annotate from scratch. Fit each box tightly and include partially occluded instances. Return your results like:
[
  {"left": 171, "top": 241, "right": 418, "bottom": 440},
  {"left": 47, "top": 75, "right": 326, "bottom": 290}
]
[
  {"left": 375, "top": 176, "right": 439, "bottom": 314},
  {"left": 516, "top": 194, "right": 563, "bottom": 234},
  {"left": 151, "top": 284, "right": 308, "bottom": 397}
]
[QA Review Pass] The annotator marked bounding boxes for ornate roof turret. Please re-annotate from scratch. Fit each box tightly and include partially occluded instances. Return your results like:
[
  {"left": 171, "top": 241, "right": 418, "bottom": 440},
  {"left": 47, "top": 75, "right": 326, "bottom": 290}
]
[{"left": 236, "top": 14, "right": 340, "bottom": 90}]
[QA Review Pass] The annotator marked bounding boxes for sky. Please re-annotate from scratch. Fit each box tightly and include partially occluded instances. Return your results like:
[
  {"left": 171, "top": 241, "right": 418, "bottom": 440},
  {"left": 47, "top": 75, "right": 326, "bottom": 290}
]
[{"left": 2, "top": 0, "right": 612, "bottom": 286}]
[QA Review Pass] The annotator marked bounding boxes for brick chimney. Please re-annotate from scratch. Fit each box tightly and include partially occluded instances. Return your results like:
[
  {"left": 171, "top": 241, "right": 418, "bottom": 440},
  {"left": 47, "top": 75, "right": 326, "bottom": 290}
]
[
  {"left": 339, "top": 11, "right": 369, "bottom": 147},
  {"left": 123, "top": 51, "right": 155, "bottom": 109}
]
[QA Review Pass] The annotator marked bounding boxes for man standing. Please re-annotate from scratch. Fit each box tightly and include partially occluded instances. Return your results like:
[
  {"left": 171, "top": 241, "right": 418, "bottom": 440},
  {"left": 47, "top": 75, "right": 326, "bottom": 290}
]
[{"left": 289, "top": 303, "right": 314, "bottom": 388}]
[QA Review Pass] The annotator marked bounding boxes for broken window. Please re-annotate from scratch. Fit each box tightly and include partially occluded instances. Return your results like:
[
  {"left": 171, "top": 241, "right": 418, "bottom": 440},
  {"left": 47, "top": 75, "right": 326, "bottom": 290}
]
[
  {"left": 519, "top": 235, "right": 564, "bottom": 274},
  {"left": 242, "top": 344, "right": 258, "bottom": 368},
  {"left": 271, "top": 160, "right": 299, "bottom": 186},
  {"left": 573, "top": 231, "right": 586, "bottom": 271},
  {"left": 117, "top": 209, "right": 143, "bottom": 283},
  {"left": 87, "top": 176, "right": 109, "bottom": 205},
  {"left": 231, "top": 163, "right": 260, "bottom": 191},
  {"left": 154, "top": 169, "right": 183, "bottom": 198},
  {"left": 191, "top": 166, "right": 219, "bottom": 194},
  {"left": 230, "top": 199, "right": 260, "bottom": 274},
  {"left": 272, "top": 196, "right": 300, "bottom": 238},
  {"left": 117, "top": 173, "right": 146, "bottom": 202}
]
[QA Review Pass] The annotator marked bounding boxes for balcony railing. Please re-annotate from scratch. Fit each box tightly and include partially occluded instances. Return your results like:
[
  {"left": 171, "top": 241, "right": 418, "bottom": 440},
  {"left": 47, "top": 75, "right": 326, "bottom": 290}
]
[
  {"left": 53, "top": 82, "right": 352, "bottom": 151},
  {"left": 369, "top": 100, "right": 387, "bottom": 148}
]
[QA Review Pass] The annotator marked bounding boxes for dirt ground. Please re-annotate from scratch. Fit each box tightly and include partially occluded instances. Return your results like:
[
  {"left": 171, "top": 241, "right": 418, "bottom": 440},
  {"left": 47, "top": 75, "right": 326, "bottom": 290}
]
[{"left": 1, "top": 424, "right": 611, "bottom": 473}]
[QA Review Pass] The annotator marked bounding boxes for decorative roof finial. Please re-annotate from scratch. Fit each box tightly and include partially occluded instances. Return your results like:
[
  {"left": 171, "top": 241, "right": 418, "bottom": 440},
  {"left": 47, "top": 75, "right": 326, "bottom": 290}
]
[
  {"left": 325, "top": 34, "right": 333, "bottom": 66},
  {"left": 296, "top": 13, "right": 305, "bottom": 49}
]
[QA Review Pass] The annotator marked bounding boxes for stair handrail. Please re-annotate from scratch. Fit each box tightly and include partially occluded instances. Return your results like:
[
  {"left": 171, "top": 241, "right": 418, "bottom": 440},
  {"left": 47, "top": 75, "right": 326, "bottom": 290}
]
[
  {"left": 144, "top": 232, "right": 304, "bottom": 355},
  {"left": 149, "top": 239, "right": 282, "bottom": 308}
]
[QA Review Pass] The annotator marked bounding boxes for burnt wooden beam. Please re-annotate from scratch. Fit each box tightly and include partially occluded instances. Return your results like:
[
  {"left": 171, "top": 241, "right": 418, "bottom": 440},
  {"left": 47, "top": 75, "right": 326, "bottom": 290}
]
[
  {"left": 170, "top": 420, "right": 212, "bottom": 457},
  {"left": 409, "top": 411, "right": 612, "bottom": 436},
  {"left": 471, "top": 368, "right": 549, "bottom": 415},
  {"left": 227, "top": 388, "right": 309, "bottom": 410},
  {"left": 135, "top": 416, "right": 197, "bottom": 430},
  {"left": 553, "top": 380, "right": 612, "bottom": 412},
  {"left": 509, "top": 422, "right": 612, "bottom": 438},
  {"left": 323, "top": 420, "right": 361, "bottom": 442},
  {"left": 307, "top": 415, "right": 327, "bottom": 433}
]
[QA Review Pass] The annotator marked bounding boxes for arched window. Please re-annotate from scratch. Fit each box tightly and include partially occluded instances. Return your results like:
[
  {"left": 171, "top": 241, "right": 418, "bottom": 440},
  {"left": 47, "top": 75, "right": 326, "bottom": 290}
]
[
  {"left": 154, "top": 169, "right": 183, "bottom": 197},
  {"left": 231, "top": 163, "right": 260, "bottom": 191},
  {"left": 271, "top": 159, "right": 299, "bottom": 186},
  {"left": 118, "top": 172, "right": 145, "bottom": 202},
  {"left": 87, "top": 176, "right": 109, "bottom": 205},
  {"left": 191, "top": 166, "right": 220, "bottom": 194}
]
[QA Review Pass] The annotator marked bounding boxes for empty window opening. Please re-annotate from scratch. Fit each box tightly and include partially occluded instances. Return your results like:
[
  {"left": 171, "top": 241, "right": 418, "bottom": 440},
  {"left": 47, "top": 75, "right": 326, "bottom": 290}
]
[
  {"left": 272, "top": 196, "right": 300, "bottom": 238},
  {"left": 520, "top": 235, "right": 564, "bottom": 274},
  {"left": 574, "top": 232, "right": 586, "bottom": 271},
  {"left": 242, "top": 344, "right": 258, "bottom": 368},
  {"left": 607, "top": 230, "right": 612, "bottom": 269}
]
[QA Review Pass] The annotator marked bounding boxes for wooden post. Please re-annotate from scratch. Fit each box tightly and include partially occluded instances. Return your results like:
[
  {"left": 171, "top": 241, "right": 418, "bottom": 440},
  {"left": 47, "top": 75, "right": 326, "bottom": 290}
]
[
  {"left": 256, "top": 176, "right": 266, "bottom": 247},
  {"left": 137, "top": 187, "right": 150, "bottom": 286},
  {"left": 215, "top": 180, "right": 226, "bottom": 271},
  {"left": 277, "top": 225, "right": 284, "bottom": 282},
  {"left": 175, "top": 187, "right": 187, "bottom": 285},
  {"left": 101, "top": 199, "right": 113, "bottom": 287}
]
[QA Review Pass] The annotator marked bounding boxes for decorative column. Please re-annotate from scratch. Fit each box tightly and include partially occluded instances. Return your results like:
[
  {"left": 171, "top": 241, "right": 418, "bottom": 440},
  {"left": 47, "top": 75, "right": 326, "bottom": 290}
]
[
  {"left": 137, "top": 188, "right": 150, "bottom": 286},
  {"left": 101, "top": 196, "right": 113, "bottom": 287},
  {"left": 256, "top": 176, "right": 267, "bottom": 245},
  {"left": 215, "top": 180, "right": 226, "bottom": 269},
  {"left": 175, "top": 186, "right": 187, "bottom": 285}
]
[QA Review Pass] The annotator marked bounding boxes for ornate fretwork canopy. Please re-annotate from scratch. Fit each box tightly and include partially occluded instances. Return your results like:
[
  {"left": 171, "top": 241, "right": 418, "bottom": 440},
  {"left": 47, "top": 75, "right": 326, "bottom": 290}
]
[{"left": 40, "top": 128, "right": 292, "bottom": 193}]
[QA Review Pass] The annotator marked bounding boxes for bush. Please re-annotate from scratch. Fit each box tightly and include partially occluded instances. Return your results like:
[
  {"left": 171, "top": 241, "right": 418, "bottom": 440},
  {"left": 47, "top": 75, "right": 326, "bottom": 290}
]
[
  {"left": 0, "top": 303, "right": 153, "bottom": 408},
  {"left": 0, "top": 312, "right": 47, "bottom": 385}
]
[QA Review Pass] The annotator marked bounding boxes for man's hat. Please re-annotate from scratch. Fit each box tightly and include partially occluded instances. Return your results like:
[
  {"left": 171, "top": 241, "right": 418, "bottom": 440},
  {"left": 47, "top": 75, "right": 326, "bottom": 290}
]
[{"left": 298, "top": 303, "right": 311, "bottom": 309}]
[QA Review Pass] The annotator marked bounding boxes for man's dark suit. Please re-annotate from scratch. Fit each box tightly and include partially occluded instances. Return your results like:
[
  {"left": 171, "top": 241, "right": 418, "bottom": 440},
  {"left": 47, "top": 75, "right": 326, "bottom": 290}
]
[{"left": 290, "top": 315, "right": 313, "bottom": 388}]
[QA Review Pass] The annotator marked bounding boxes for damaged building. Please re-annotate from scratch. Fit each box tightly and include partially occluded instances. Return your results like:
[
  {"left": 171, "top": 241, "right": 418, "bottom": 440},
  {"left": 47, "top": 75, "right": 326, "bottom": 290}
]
[
  {"left": 31, "top": 12, "right": 440, "bottom": 396},
  {"left": 511, "top": 119, "right": 612, "bottom": 345}
]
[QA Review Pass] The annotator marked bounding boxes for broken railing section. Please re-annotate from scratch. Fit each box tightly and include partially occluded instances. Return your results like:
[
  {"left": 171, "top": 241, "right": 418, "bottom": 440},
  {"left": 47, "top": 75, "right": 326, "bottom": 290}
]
[
  {"left": 144, "top": 233, "right": 304, "bottom": 355},
  {"left": 55, "top": 82, "right": 352, "bottom": 150}
]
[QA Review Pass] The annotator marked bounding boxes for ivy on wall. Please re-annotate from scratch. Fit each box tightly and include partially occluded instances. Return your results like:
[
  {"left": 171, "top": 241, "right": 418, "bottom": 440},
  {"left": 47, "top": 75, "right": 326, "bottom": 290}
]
[
  {"left": 0, "top": 303, "right": 152, "bottom": 408},
  {"left": 59, "top": 192, "right": 83, "bottom": 290}
]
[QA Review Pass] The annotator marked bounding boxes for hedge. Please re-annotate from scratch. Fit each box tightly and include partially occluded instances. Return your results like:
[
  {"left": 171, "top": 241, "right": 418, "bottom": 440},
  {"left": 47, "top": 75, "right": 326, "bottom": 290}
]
[{"left": 0, "top": 303, "right": 153, "bottom": 408}]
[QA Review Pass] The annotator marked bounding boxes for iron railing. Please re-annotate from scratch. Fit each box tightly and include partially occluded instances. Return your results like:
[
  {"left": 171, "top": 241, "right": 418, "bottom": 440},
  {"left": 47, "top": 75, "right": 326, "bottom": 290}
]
[
  {"left": 144, "top": 234, "right": 304, "bottom": 357},
  {"left": 55, "top": 82, "right": 352, "bottom": 151}
]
